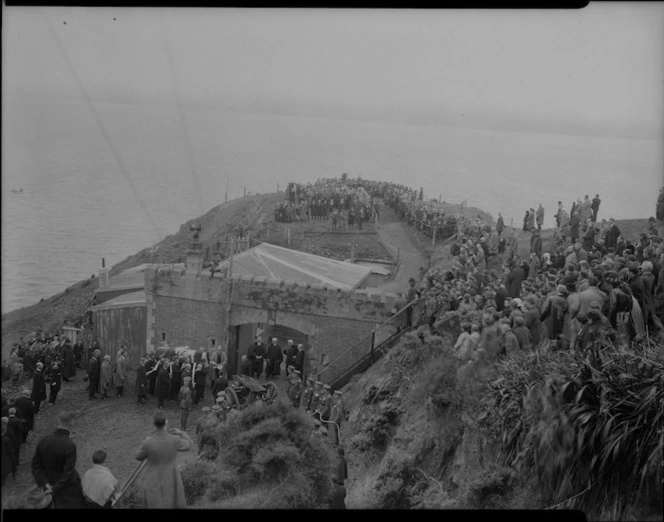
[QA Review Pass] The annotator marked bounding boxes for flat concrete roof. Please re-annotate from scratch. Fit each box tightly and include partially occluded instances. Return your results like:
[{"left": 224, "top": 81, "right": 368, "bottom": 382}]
[
  {"left": 208, "top": 242, "right": 372, "bottom": 290},
  {"left": 98, "top": 263, "right": 185, "bottom": 293},
  {"left": 91, "top": 291, "right": 146, "bottom": 310}
]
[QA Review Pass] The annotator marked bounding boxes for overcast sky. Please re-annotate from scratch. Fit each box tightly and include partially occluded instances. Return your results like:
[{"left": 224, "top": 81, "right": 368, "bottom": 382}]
[{"left": 3, "top": 4, "right": 664, "bottom": 137}]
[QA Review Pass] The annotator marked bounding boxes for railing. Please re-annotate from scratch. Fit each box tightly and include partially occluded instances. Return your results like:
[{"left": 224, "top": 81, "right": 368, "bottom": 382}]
[{"left": 315, "top": 299, "right": 417, "bottom": 384}]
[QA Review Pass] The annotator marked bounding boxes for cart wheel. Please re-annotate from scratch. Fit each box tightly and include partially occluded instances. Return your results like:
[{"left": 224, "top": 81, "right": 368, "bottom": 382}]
[
  {"left": 225, "top": 387, "right": 240, "bottom": 409},
  {"left": 264, "top": 382, "right": 278, "bottom": 403}
]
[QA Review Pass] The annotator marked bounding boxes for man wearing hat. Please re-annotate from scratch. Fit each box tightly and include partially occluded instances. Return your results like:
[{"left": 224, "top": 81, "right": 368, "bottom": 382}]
[
  {"left": 540, "top": 285, "right": 570, "bottom": 348},
  {"left": 136, "top": 357, "right": 148, "bottom": 405},
  {"left": 197, "top": 410, "right": 219, "bottom": 461},
  {"left": 287, "top": 370, "right": 303, "bottom": 407},
  {"left": 15, "top": 388, "right": 36, "bottom": 442},
  {"left": 247, "top": 335, "right": 266, "bottom": 380},
  {"left": 328, "top": 390, "right": 346, "bottom": 445},
  {"left": 31, "top": 410, "right": 85, "bottom": 508},
  {"left": 87, "top": 349, "right": 102, "bottom": 400},
  {"left": 211, "top": 371, "right": 229, "bottom": 399},
  {"left": 135, "top": 410, "right": 194, "bottom": 509},
  {"left": 309, "top": 381, "right": 323, "bottom": 416},
  {"left": 294, "top": 343, "right": 306, "bottom": 376},
  {"left": 265, "top": 337, "right": 283, "bottom": 380},
  {"left": 301, "top": 377, "right": 315, "bottom": 411},
  {"left": 319, "top": 384, "right": 333, "bottom": 422},
  {"left": 575, "top": 301, "right": 615, "bottom": 353},
  {"left": 283, "top": 340, "right": 298, "bottom": 377},
  {"left": 32, "top": 361, "right": 47, "bottom": 412}
]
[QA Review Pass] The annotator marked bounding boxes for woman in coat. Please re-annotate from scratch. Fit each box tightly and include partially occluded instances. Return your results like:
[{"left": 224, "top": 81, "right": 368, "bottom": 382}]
[
  {"left": 135, "top": 411, "right": 194, "bottom": 509},
  {"left": 31, "top": 362, "right": 47, "bottom": 413},
  {"left": 114, "top": 349, "right": 128, "bottom": 398},
  {"left": 100, "top": 355, "right": 113, "bottom": 399}
]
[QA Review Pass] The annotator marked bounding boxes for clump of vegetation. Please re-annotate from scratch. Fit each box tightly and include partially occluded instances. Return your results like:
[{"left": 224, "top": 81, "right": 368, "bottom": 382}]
[
  {"left": 391, "top": 330, "right": 446, "bottom": 371},
  {"left": 179, "top": 400, "right": 335, "bottom": 509},
  {"left": 405, "top": 346, "right": 458, "bottom": 414},
  {"left": 351, "top": 402, "right": 403, "bottom": 452},
  {"left": 483, "top": 333, "right": 663, "bottom": 520},
  {"left": 373, "top": 454, "right": 427, "bottom": 509}
]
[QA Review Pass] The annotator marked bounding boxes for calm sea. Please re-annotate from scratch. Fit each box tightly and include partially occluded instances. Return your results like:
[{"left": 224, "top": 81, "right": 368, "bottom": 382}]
[{"left": 2, "top": 96, "right": 662, "bottom": 315}]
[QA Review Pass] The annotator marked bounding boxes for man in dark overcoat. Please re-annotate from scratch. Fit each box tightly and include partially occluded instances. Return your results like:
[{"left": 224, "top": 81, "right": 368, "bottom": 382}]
[
  {"left": 136, "top": 357, "right": 148, "bottom": 405},
  {"left": 283, "top": 340, "right": 298, "bottom": 377},
  {"left": 31, "top": 410, "right": 85, "bottom": 509},
  {"left": 294, "top": 343, "right": 306, "bottom": 377},
  {"left": 265, "top": 337, "right": 283, "bottom": 379},
  {"left": 246, "top": 336, "right": 266, "bottom": 379},
  {"left": 31, "top": 361, "right": 47, "bottom": 412},
  {"left": 87, "top": 350, "right": 101, "bottom": 400},
  {"left": 6, "top": 408, "right": 24, "bottom": 478},
  {"left": 15, "top": 388, "right": 36, "bottom": 443},
  {"left": 73, "top": 339, "right": 84, "bottom": 369},
  {"left": 61, "top": 339, "right": 76, "bottom": 382}
]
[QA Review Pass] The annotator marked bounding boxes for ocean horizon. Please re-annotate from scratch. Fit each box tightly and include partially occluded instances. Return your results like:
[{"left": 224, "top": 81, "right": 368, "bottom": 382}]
[{"left": 2, "top": 96, "right": 662, "bottom": 315}]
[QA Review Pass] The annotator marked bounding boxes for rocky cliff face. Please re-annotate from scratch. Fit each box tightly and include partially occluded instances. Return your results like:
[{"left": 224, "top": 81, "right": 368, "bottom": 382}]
[{"left": 339, "top": 330, "right": 543, "bottom": 510}]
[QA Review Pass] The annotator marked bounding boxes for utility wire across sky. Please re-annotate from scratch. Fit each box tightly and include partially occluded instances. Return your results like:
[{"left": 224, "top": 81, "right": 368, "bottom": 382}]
[{"left": 44, "top": 11, "right": 165, "bottom": 241}]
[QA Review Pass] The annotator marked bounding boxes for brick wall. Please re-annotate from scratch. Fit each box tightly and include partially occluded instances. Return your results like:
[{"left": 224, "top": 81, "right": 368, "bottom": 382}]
[
  {"left": 151, "top": 295, "right": 226, "bottom": 351},
  {"left": 144, "top": 268, "right": 399, "bottom": 383}
]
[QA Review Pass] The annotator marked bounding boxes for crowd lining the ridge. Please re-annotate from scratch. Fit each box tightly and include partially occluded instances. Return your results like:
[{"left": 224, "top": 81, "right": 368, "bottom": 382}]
[{"left": 2, "top": 178, "right": 664, "bottom": 509}]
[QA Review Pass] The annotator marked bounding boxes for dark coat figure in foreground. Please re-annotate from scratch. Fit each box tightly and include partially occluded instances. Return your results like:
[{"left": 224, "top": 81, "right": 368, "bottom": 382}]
[
  {"left": 2, "top": 418, "right": 14, "bottom": 486},
  {"left": 31, "top": 411, "right": 85, "bottom": 509},
  {"left": 15, "top": 389, "right": 36, "bottom": 442},
  {"left": 6, "top": 409, "right": 24, "bottom": 478}
]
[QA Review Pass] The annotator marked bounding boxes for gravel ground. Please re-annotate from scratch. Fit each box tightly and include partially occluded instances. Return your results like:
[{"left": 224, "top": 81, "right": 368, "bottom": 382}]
[{"left": 1, "top": 369, "right": 293, "bottom": 508}]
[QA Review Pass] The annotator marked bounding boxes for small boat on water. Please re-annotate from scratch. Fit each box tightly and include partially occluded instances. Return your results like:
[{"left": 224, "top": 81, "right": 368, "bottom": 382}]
[{"left": 11, "top": 189, "right": 23, "bottom": 194}]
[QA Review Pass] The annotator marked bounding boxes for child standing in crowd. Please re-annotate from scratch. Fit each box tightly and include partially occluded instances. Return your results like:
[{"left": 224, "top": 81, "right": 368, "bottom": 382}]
[
  {"left": 82, "top": 449, "right": 120, "bottom": 508},
  {"left": 179, "top": 376, "right": 193, "bottom": 430}
]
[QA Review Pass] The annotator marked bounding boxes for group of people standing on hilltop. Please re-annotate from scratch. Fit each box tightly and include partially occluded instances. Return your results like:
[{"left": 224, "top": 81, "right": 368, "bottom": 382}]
[{"left": 277, "top": 178, "right": 377, "bottom": 228}]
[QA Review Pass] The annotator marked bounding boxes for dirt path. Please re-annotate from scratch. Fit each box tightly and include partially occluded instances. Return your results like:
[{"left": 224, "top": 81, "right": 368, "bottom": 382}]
[
  {"left": 374, "top": 200, "right": 429, "bottom": 294},
  {"left": 1, "top": 370, "right": 292, "bottom": 507}
]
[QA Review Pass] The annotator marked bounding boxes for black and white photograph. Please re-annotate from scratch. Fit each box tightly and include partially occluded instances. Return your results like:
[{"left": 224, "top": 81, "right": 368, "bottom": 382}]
[{"left": 1, "top": 3, "right": 663, "bottom": 515}]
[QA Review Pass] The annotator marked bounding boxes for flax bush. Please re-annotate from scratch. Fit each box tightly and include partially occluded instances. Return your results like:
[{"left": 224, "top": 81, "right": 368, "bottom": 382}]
[{"left": 483, "top": 332, "right": 664, "bottom": 520}]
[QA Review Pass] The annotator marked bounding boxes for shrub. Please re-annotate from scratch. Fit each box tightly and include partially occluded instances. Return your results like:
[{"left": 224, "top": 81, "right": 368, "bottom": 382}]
[
  {"left": 483, "top": 336, "right": 664, "bottom": 519},
  {"left": 373, "top": 455, "right": 427, "bottom": 509},
  {"left": 351, "top": 402, "right": 403, "bottom": 451},
  {"left": 466, "top": 464, "right": 516, "bottom": 508},
  {"left": 406, "top": 349, "right": 458, "bottom": 413},
  {"left": 392, "top": 330, "right": 447, "bottom": 371},
  {"left": 182, "top": 400, "right": 335, "bottom": 509}
]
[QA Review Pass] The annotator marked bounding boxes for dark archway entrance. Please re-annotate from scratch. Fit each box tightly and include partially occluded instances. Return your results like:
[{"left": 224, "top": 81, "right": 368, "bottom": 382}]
[{"left": 228, "top": 322, "right": 308, "bottom": 377}]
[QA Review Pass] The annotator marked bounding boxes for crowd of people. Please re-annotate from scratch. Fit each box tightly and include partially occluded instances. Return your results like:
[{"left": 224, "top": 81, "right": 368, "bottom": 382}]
[
  {"left": 410, "top": 190, "right": 664, "bottom": 362},
  {"left": 1, "top": 330, "right": 349, "bottom": 509},
  {"left": 276, "top": 178, "right": 377, "bottom": 229}
]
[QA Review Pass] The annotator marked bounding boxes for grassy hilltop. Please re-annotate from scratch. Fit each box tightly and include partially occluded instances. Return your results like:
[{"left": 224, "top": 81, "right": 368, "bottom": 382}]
[{"left": 2, "top": 186, "right": 659, "bottom": 356}]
